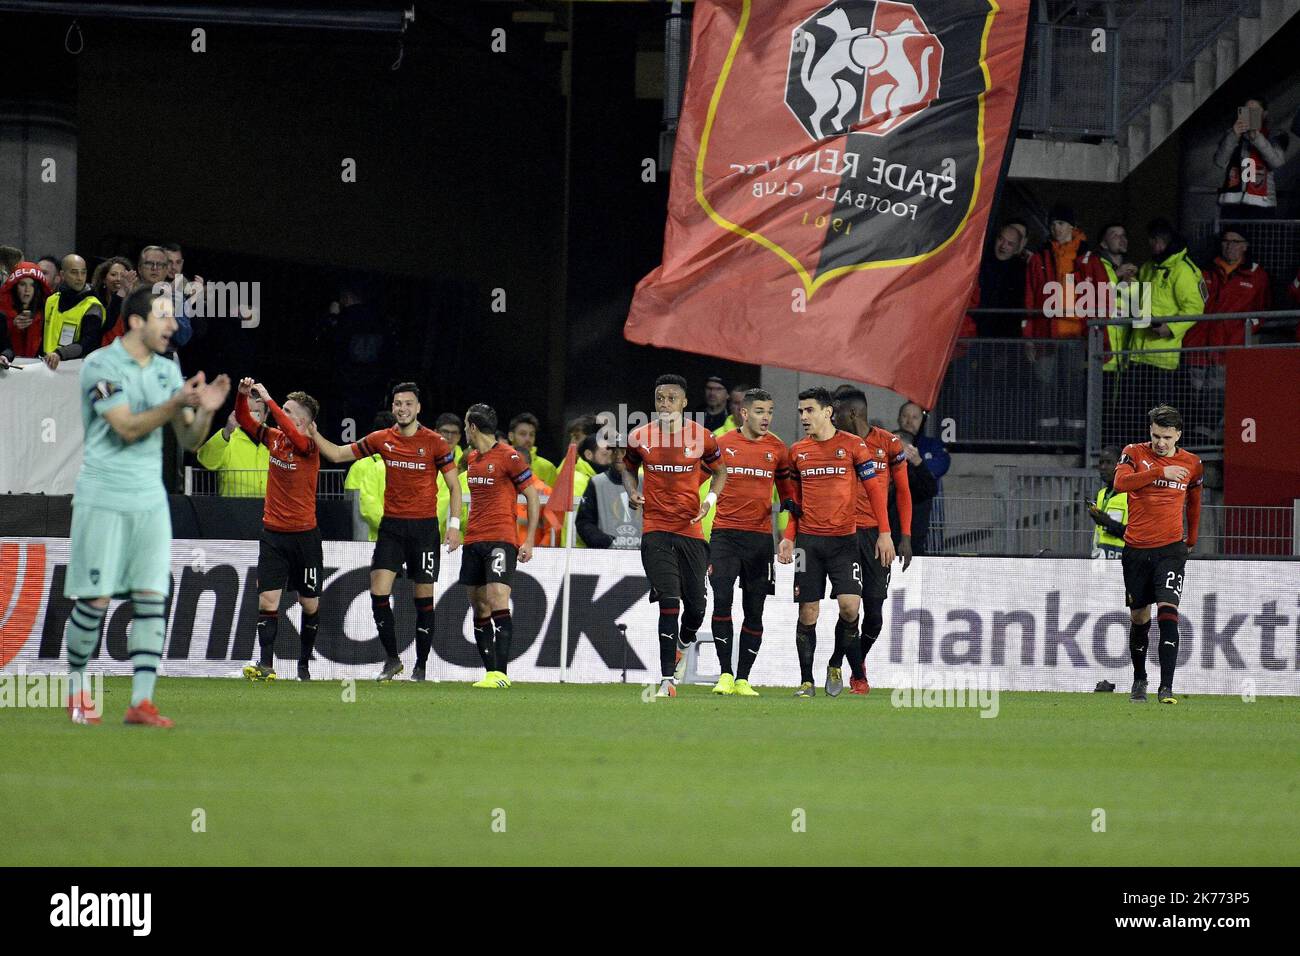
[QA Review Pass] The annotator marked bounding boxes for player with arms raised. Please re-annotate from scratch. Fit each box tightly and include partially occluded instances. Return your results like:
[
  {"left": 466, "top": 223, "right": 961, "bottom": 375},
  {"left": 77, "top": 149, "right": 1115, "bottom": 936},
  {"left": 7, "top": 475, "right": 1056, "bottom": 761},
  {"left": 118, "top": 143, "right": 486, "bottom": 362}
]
[
  {"left": 459, "top": 403, "right": 539, "bottom": 688},
  {"left": 707, "top": 387, "right": 799, "bottom": 697},
  {"left": 624, "top": 374, "right": 726, "bottom": 698},
  {"left": 831, "top": 388, "right": 911, "bottom": 695},
  {"left": 313, "top": 382, "right": 462, "bottom": 681},
  {"left": 1113, "top": 404, "right": 1203, "bottom": 705},
  {"left": 62, "top": 285, "right": 229, "bottom": 726},
  {"left": 234, "top": 378, "right": 324, "bottom": 682},
  {"left": 779, "top": 387, "right": 894, "bottom": 699}
]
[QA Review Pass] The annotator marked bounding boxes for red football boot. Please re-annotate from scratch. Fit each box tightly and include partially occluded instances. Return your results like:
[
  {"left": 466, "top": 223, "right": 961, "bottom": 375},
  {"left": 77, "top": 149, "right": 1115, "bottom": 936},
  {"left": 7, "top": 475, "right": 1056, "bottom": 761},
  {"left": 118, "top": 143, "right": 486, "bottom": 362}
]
[
  {"left": 67, "top": 691, "right": 102, "bottom": 725},
  {"left": 123, "top": 699, "right": 175, "bottom": 728}
]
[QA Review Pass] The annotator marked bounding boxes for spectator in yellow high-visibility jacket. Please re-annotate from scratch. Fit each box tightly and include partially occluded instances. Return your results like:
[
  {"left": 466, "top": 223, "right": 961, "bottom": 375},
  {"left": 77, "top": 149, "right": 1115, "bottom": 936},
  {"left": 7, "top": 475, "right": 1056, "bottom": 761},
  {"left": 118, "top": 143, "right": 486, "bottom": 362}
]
[
  {"left": 344, "top": 412, "right": 396, "bottom": 541},
  {"left": 196, "top": 391, "right": 269, "bottom": 496}
]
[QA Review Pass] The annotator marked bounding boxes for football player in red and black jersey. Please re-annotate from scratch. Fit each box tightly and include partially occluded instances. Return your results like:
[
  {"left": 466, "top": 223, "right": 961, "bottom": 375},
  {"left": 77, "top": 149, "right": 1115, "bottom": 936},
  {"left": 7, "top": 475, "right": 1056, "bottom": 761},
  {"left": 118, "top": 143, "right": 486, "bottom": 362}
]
[
  {"left": 780, "top": 387, "right": 894, "bottom": 698},
  {"left": 234, "top": 379, "right": 323, "bottom": 683},
  {"left": 1112, "top": 404, "right": 1203, "bottom": 704},
  {"left": 623, "top": 374, "right": 727, "bottom": 698},
  {"left": 459, "top": 403, "right": 539, "bottom": 688},
  {"left": 831, "top": 388, "right": 912, "bottom": 695},
  {"left": 707, "top": 388, "right": 799, "bottom": 697},
  {"left": 313, "top": 382, "right": 462, "bottom": 682}
]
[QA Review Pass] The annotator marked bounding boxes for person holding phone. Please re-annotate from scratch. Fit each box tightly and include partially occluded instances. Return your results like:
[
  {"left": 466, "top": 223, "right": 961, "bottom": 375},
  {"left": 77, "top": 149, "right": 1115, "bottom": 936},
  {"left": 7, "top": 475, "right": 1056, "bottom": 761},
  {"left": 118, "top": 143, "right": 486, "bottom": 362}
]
[
  {"left": 0, "top": 261, "right": 53, "bottom": 365},
  {"left": 1215, "top": 97, "right": 1288, "bottom": 219}
]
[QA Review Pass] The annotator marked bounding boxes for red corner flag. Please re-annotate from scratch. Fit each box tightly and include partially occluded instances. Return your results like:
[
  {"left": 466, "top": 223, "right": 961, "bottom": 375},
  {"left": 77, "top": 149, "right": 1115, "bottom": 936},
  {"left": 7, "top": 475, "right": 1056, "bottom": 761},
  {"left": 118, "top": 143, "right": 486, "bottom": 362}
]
[
  {"left": 544, "top": 442, "right": 580, "bottom": 516},
  {"left": 625, "top": 0, "right": 1032, "bottom": 409}
]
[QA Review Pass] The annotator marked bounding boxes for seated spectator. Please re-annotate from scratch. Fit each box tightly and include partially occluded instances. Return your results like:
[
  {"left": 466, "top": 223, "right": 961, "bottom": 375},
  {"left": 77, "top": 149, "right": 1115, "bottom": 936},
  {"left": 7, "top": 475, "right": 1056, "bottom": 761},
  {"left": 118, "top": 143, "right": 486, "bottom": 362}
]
[
  {"left": 973, "top": 222, "right": 1029, "bottom": 337},
  {"left": 699, "top": 375, "right": 730, "bottom": 432},
  {"left": 40, "top": 254, "right": 104, "bottom": 370},
  {"left": 196, "top": 390, "right": 270, "bottom": 497},
  {"left": 508, "top": 412, "right": 557, "bottom": 486},
  {"left": 576, "top": 437, "right": 642, "bottom": 549},
  {"left": 0, "top": 261, "right": 52, "bottom": 366},
  {"left": 433, "top": 412, "right": 465, "bottom": 465},
  {"left": 91, "top": 256, "right": 136, "bottom": 348},
  {"left": 0, "top": 245, "right": 23, "bottom": 283},
  {"left": 37, "top": 256, "right": 61, "bottom": 292},
  {"left": 345, "top": 411, "right": 397, "bottom": 541},
  {"left": 1214, "top": 97, "right": 1288, "bottom": 219}
]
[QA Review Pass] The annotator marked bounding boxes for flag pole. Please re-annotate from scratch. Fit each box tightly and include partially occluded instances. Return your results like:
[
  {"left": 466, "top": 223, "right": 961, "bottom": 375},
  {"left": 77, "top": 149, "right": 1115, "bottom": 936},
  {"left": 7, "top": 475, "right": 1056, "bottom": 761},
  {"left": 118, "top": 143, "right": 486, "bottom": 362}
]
[{"left": 560, "top": 509, "right": 575, "bottom": 684}]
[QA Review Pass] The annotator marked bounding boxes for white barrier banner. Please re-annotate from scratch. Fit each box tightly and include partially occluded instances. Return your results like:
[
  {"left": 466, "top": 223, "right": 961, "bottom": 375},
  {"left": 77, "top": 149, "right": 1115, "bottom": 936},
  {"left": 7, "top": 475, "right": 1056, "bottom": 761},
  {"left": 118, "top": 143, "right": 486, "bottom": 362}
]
[
  {"left": 1, "top": 538, "right": 1298, "bottom": 695},
  {"left": 0, "top": 360, "right": 84, "bottom": 495}
]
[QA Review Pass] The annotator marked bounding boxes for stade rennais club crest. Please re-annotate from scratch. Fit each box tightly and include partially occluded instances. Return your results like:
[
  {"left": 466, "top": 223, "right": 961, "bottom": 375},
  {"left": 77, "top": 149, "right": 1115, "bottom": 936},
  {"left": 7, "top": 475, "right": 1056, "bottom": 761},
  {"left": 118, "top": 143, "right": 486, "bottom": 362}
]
[{"left": 711, "top": 0, "right": 990, "bottom": 286}]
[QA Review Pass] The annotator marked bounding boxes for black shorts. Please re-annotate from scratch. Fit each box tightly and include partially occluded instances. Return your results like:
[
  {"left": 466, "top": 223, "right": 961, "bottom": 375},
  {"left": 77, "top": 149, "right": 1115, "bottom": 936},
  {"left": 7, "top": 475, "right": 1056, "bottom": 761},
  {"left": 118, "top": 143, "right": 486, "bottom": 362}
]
[
  {"left": 708, "top": 529, "right": 775, "bottom": 595},
  {"left": 459, "top": 540, "right": 518, "bottom": 587},
  {"left": 641, "top": 530, "right": 708, "bottom": 609},
  {"left": 856, "top": 527, "right": 892, "bottom": 602},
  {"left": 1122, "top": 541, "right": 1188, "bottom": 608},
  {"left": 257, "top": 527, "right": 323, "bottom": 597},
  {"left": 372, "top": 516, "right": 441, "bottom": 583},
  {"left": 793, "top": 532, "right": 861, "bottom": 603}
]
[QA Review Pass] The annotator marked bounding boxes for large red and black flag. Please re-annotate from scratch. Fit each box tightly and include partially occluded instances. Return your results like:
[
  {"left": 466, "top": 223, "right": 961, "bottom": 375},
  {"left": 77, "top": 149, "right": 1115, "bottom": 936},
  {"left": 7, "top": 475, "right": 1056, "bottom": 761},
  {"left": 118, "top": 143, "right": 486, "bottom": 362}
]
[{"left": 625, "top": 0, "right": 1032, "bottom": 408}]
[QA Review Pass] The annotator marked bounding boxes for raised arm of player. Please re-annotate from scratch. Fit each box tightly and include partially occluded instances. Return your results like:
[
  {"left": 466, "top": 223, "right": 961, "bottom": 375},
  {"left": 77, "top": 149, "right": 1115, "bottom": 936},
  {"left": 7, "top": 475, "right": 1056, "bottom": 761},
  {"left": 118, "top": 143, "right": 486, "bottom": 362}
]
[
  {"left": 234, "top": 378, "right": 264, "bottom": 443},
  {"left": 313, "top": 426, "right": 361, "bottom": 464},
  {"left": 172, "top": 372, "right": 230, "bottom": 451},
  {"left": 102, "top": 372, "right": 201, "bottom": 444},
  {"left": 249, "top": 381, "right": 312, "bottom": 454}
]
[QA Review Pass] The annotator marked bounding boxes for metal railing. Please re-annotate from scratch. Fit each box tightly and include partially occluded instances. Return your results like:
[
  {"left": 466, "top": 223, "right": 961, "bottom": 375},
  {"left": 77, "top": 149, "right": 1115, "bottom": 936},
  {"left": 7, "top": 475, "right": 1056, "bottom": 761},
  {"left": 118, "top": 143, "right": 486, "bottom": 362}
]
[
  {"left": 928, "top": 494, "right": 1296, "bottom": 557},
  {"left": 1020, "top": 0, "right": 1261, "bottom": 140},
  {"left": 184, "top": 467, "right": 349, "bottom": 498}
]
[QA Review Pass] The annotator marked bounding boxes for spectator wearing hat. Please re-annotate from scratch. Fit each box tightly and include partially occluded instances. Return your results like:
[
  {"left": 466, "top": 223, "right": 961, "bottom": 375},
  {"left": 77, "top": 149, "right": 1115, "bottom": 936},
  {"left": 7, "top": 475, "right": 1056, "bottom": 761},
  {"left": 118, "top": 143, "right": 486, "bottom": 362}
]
[
  {"left": 699, "top": 375, "right": 730, "bottom": 432},
  {"left": 0, "top": 261, "right": 52, "bottom": 367}
]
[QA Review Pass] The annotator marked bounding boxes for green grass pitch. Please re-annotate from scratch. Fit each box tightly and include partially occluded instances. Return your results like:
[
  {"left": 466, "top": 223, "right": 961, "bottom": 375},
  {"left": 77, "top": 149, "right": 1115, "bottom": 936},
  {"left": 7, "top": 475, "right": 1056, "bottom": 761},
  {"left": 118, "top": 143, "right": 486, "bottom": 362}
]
[{"left": 3, "top": 678, "right": 1298, "bottom": 866}]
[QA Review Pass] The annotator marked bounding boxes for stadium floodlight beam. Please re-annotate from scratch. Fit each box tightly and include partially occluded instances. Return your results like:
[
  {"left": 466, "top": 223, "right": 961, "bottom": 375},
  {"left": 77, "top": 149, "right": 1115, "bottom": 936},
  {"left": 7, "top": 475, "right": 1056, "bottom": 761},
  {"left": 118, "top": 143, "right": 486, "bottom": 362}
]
[{"left": 0, "top": 1, "right": 413, "bottom": 33}]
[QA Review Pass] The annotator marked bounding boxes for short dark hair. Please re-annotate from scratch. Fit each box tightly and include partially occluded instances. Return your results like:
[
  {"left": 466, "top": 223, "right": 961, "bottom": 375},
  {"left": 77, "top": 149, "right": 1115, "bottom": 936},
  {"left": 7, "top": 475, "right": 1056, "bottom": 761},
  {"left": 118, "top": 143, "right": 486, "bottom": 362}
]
[
  {"left": 742, "top": 387, "right": 773, "bottom": 406},
  {"left": 654, "top": 373, "right": 688, "bottom": 392},
  {"left": 1148, "top": 404, "right": 1183, "bottom": 431},
  {"left": 390, "top": 381, "right": 420, "bottom": 403},
  {"left": 797, "top": 386, "right": 834, "bottom": 409},
  {"left": 285, "top": 391, "right": 319, "bottom": 422},
  {"left": 566, "top": 414, "right": 598, "bottom": 438},
  {"left": 1098, "top": 222, "right": 1127, "bottom": 242},
  {"left": 730, "top": 383, "right": 750, "bottom": 394},
  {"left": 434, "top": 412, "right": 461, "bottom": 431},
  {"left": 1146, "top": 218, "right": 1175, "bottom": 241},
  {"left": 38, "top": 255, "right": 60, "bottom": 267},
  {"left": 372, "top": 411, "right": 397, "bottom": 431},
  {"left": 466, "top": 403, "right": 497, "bottom": 433},
  {"left": 123, "top": 284, "right": 166, "bottom": 329},
  {"left": 1244, "top": 94, "right": 1268, "bottom": 110},
  {"left": 578, "top": 434, "right": 602, "bottom": 461},
  {"left": 161, "top": 242, "right": 182, "bottom": 255},
  {"left": 834, "top": 387, "right": 868, "bottom": 416},
  {"left": 509, "top": 412, "right": 540, "bottom": 433}
]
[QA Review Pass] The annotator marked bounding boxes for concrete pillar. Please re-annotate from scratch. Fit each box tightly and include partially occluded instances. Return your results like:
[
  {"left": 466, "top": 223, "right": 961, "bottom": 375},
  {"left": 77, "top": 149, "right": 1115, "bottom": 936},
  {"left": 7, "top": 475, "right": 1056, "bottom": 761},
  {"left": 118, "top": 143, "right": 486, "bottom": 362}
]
[{"left": 0, "top": 100, "right": 77, "bottom": 262}]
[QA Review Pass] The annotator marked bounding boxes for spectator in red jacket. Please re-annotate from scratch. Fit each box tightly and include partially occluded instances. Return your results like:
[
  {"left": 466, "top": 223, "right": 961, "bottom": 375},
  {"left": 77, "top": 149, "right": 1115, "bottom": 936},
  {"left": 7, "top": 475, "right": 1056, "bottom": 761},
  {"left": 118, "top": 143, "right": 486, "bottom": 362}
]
[
  {"left": 1184, "top": 229, "right": 1271, "bottom": 366},
  {"left": 0, "top": 261, "right": 52, "bottom": 366},
  {"left": 1023, "top": 204, "right": 1102, "bottom": 436}
]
